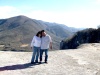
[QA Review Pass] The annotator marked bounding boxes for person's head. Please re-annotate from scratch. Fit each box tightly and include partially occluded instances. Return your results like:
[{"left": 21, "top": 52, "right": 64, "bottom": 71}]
[
  {"left": 41, "top": 30, "right": 46, "bottom": 36},
  {"left": 36, "top": 31, "right": 41, "bottom": 37}
]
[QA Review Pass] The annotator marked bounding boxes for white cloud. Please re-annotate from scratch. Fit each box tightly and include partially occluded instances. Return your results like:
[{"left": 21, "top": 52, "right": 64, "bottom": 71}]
[
  {"left": 25, "top": 10, "right": 100, "bottom": 28},
  {"left": 0, "top": 6, "right": 21, "bottom": 18},
  {"left": 96, "top": 0, "right": 100, "bottom": 3},
  {"left": 0, "top": 6, "right": 100, "bottom": 28},
  {"left": 94, "top": 0, "right": 100, "bottom": 4}
]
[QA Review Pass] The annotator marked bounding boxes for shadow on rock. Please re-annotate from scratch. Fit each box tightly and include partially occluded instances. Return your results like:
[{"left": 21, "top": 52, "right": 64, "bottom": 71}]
[{"left": 0, "top": 63, "right": 40, "bottom": 71}]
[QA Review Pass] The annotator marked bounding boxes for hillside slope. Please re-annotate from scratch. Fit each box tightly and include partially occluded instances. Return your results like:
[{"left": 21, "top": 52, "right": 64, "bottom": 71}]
[
  {"left": 61, "top": 28, "right": 100, "bottom": 49},
  {"left": 0, "top": 43, "right": 100, "bottom": 75},
  {"left": 0, "top": 15, "right": 78, "bottom": 50}
]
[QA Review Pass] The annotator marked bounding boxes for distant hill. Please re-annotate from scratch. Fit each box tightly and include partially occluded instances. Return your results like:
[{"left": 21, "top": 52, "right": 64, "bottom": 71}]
[
  {"left": 0, "top": 15, "right": 79, "bottom": 51},
  {"left": 37, "top": 21, "right": 79, "bottom": 38},
  {"left": 61, "top": 28, "right": 100, "bottom": 49}
]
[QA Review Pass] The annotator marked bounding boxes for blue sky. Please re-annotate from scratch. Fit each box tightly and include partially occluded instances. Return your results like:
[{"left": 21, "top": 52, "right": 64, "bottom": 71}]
[{"left": 0, "top": 0, "right": 100, "bottom": 28}]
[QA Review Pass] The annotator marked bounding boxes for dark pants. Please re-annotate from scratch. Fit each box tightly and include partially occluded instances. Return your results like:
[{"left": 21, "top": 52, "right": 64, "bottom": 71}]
[{"left": 40, "top": 49, "right": 48, "bottom": 62}]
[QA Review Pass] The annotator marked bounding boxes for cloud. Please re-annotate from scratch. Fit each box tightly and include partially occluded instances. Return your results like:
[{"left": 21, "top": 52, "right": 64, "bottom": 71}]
[
  {"left": 96, "top": 0, "right": 100, "bottom": 2},
  {"left": 94, "top": 0, "right": 100, "bottom": 4},
  {"left": 0, "top": 6, "right": 100, "bottom": 28},
  {"left": 0, "top": 6, "right": 21, "bottom": 18},
  {"left": 25, "top": 10, "right": 100, "bottom": 28}
]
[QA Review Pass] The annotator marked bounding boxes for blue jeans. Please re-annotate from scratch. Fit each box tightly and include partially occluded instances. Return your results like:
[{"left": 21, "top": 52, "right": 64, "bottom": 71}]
[
  {"left": 40, "top": 49, "right": 48, "bottom": 62},
  {"left": 31, "top": 46, "right": 40, "bottom": 63}
]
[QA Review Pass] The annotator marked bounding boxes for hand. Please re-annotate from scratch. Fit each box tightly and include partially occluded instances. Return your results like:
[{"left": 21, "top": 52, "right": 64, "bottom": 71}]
[
  {"left": 50, "top": 46, "right": 52, "bottom": 49},
  {"left": 50, "top": 42, "right": 52, "bottom": 50},
  {"left": 31, "top": 47, "right": 33, "bottom": 49}
]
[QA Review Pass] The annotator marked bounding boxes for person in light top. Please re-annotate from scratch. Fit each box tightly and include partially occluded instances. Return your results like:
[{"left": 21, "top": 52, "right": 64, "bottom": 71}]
[
  {"left": 31, "top": 31, "right": 41, "bottom": 64},
  {"left": 40, "top": 30, "right": 52, "bottom": 64}
]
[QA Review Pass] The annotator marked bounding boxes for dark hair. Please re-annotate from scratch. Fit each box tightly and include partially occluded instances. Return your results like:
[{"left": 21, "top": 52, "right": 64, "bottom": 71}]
[
  {"left": 41, "top": 30, "right": 45, "bottom": 33},
  {"left": 40, "top": 30, "right": 45, "bottom": 38},
  {"left": 36, "top": 31, "right": 41, "bottom": 37}
]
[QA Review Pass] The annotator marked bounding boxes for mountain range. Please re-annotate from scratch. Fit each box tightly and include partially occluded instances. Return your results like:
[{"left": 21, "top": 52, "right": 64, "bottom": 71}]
[{"left": 0, "top": 15, "right": 79, "bottom": 51}]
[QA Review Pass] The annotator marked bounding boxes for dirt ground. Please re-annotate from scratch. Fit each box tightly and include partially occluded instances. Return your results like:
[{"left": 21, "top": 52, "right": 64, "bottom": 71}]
[{"left": 0, "top": 43, "right": 100, "bottom": 75}]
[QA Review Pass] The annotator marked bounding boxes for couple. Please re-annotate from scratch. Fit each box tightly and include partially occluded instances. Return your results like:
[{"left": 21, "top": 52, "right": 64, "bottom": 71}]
[{"left": 31, "top": 30, "right": 52, "bottom": 64}]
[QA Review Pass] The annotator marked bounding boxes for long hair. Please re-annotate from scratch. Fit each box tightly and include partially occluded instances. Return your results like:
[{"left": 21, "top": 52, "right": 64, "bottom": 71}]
[{"left": 36, "top": 31, "right": 41, "bottom": 37}]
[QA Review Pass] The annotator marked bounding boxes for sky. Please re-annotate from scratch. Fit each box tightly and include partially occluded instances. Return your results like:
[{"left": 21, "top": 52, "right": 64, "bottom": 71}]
[{"left": 0, "top": 0, "right": 100, "bottom": 28}]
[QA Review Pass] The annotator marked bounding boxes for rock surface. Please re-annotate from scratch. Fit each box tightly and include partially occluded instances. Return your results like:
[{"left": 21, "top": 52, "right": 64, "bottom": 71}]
[
  {"left": 61, "top": 28, "right": 100, "bottom": 49},
  {"left": 0, "top": 43, "right": 100, "bottom": 75}
]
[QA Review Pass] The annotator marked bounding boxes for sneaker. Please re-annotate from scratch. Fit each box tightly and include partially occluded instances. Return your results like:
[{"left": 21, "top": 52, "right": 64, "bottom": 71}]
[
  {"left": 39, "top": 61, "right": 42, "bottom": 64},
  {"left": 35, "top": 61, "right": 38, "bottom": 63},
  {"left": 44, "top": 61, "right": 48, "bottom": 64},
  {"left": 31, "top": 62, "right": 35, "bottom": 64}
]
